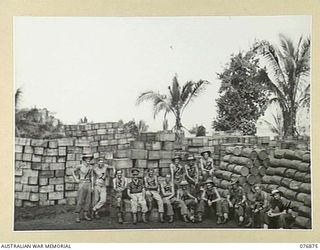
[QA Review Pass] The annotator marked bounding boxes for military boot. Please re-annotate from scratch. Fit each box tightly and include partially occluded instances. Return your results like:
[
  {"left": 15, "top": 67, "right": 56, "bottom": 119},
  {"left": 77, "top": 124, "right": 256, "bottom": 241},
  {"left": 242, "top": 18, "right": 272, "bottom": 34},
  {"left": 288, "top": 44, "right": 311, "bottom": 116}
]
[
  {"left": 245, "top": 218, "right": 253, "bottom": 228},
  {"left": 75, "top": 213, "right": 81, "bottom": 223},
  {"left": 168, "top": 215, "right": 174, "bottom": 223},
  {"left": 117, "top": 213, "right": 123, "bottom": 224},
  {"left": 182, "top": 215, "right": 189, "bottom": 223},
  {"left": 133, "top": 213, "right": 137, "bottom": 225},
  {"left": 142, "top": 213, "right": 148, "bottom": 223},
  {"left": 159, "top": 213, "right": 164, "bottom": 223},
  {"left": 217, "top": 216, "right": 222, "bottom": 224},
  {"left": 84, "top": 212, "right": 92, "bottom": 221}
]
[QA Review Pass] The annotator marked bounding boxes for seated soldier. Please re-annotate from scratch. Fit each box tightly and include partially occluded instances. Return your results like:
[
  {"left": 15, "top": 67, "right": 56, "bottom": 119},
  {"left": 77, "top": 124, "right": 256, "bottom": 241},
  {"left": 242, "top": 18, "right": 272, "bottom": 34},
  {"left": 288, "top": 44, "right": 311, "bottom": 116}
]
[
  {"left": 112, "top": 169, "right": 128, "bottom": 224},
  {"left": 177, "top": 180, "right": 198, "bottom": 223},
  {"left": 197, "top": 179, "right": 228, "bottom": 224},
  {"left": 226, "top": 178, "right": 246, "bottom": 226},
  {"left": 245, "top": 184, "right": 269, "bottom": 228},
  {"left": 160, "top": 174, "right": 189, "bottom": 223},
  {"left": 265, "top": 189, "right": 294, "bottom": 229},
  {"left": 144, "top": 168, "right": 164, "bottom": 223},
  {"left": 127, "top": 168, "right": 148, "bottom": 225},
  {"left": 184, "top": 155, "right": 200, "bottom": 197},
  {"left": 199, "top": 150, "right": 215, "bottom": 182}
]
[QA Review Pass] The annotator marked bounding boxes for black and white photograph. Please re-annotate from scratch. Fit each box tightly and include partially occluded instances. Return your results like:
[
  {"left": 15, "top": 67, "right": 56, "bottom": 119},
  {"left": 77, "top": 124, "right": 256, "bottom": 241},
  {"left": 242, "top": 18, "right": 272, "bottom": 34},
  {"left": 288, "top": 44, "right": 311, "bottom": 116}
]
[{"left": 13, "top": 16, "right": 311, "bottom": 231}]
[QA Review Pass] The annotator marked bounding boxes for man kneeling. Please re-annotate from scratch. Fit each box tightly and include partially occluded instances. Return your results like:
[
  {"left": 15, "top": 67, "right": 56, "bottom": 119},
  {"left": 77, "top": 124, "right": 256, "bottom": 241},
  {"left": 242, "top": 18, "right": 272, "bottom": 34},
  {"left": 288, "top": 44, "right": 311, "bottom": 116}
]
[{"left": 127, "top": 168, "right": 148, "bottom": 224}]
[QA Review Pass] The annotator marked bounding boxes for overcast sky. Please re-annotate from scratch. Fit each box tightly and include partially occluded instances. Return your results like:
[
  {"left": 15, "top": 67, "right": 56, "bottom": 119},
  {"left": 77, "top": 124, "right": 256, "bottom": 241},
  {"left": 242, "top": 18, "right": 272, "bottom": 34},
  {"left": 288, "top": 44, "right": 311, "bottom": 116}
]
[{"left": 14, "top": 16, "right": 311, "bottom": 133}]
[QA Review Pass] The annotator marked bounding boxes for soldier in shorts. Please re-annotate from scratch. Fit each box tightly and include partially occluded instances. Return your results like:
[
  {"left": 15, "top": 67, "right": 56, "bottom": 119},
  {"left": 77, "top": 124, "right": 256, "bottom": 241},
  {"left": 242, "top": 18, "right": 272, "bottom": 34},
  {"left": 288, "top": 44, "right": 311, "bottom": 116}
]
[
  {"left": 72, "top": 154, "right": 94, "bottom": 223},
  {"left": 170, "top": 155, "right": 185, "bottom": 187},
  {"left": 177, "top": 180, "right": 198, "bottom": 223},
  {"left": 245, "top": 184, "right": 269, "bottom": 228},
  {"left": 144, "top": 168, "right": 165, "bottom": 223},
  {"left": 127, "top": 169, "right": 148, "bottom": 224},
  {"left": 91, "top": 157, "right": 115, "bottom": 219},
  {"left": 160, "top": 174, "right": 189, "bottom": 223},
  {"left": 265, "top": 189, "right": 294, "bottom": 229},
  {"left": 227, "top": 178, "right": 246, "bottom": 226},
  {"left": 184, "top": 155, "right": 200, "bottom": 194},
  {"left": 112, "top": 169, "right": 128, "bottom": 224},
  {"left": 199, "top": 150, "right": 215, "bottom": 181},
  {"left": 197, "top": 179, "right": 228, "bottom": 224}
]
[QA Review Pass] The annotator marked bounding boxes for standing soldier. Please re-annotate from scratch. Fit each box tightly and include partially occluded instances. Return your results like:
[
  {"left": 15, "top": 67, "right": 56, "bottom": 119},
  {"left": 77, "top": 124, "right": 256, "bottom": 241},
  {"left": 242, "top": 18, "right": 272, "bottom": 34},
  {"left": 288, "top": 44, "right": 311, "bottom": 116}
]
[
  {"left": 199, "top": 150, "right": 215, "bottom": 181},
  {"left": 184, "top": 155, "right": 199, "bottom": 187},
  {"left": 170, "top": 155, "right": 185, "bottom": 187},
  {"left": 144, "top": 169, "right": 165, "bottom": 223},
  {"left": 265, "top": 189, "right": 294, "bottom": 229},
  {"left": 91, "top": 158, "right": 115, "bottom": 219},
  {"left": 177, "top": 180, "right": 198, "bottom": 223},
  {"left": 245, "top": 184, "right": 269, "bottom": 228},
  {"left": 160, "top": 174, "right": 189, "bottom": 223},
  {"left": 112, "top": 169, "right": 128, "bottom": 224},
  {"left": 197, "top": 179, "right": 228, "bottom": 224},
  {"left": 127, "top": 169, "right": 148, "bottom": 225},
  {"left": 226, "top": 178, "right": 246, "bottom": 226},
  {"left": 72, "top": 154, "right": 94, "bottom": 223}
]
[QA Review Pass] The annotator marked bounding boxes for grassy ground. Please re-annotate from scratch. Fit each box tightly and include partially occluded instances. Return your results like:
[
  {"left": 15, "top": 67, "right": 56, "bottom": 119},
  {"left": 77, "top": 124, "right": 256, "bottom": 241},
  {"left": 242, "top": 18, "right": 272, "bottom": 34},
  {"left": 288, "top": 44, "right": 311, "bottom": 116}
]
[{"left": 14, "top": 205, "right": 245, "bottom": 231}]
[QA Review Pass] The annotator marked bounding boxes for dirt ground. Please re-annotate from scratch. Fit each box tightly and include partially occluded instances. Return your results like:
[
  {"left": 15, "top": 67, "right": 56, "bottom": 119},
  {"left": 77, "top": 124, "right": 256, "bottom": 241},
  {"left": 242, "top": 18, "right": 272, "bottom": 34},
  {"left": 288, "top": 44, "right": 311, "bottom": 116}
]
[{"left": 14, "top": 205, "right": 244, "bottom": 231}]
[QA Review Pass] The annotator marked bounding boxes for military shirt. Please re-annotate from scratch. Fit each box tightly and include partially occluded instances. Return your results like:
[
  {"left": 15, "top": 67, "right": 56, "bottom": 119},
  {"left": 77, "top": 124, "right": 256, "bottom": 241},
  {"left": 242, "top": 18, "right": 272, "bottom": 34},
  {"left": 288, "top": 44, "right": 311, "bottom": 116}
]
[{"left": 128, "top": 178, "right": 144, "bottom": 194}]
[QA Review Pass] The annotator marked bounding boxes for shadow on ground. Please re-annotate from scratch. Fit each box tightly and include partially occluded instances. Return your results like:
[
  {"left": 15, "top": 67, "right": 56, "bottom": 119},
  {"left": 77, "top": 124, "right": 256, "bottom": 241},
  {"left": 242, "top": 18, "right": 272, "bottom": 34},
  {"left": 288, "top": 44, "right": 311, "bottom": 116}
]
[{"left": 14, "top": 205, "right": 246, "bottom": 231}]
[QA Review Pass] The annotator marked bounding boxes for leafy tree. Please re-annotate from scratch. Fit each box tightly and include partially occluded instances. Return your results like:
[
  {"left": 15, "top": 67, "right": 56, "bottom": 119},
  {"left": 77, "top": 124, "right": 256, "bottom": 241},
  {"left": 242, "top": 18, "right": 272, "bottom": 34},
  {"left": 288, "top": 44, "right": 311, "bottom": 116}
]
[
  {"left": 254, "top": 34, "right": 310, "bottom": 136},
  {"left": 213, "top": 51, "right": 270, "bottom": 135},
  {"left": 137, "top": 75, "right": 209, "bottom": 136},
  {"left": 15, "top": 89, "right": 64, "bottom": 138},
  {"left": 123, "top": 119, "right": 149, "bottom": 137},
  {"left": 196, "top": 125, "right": 206, "bottom": 136}
]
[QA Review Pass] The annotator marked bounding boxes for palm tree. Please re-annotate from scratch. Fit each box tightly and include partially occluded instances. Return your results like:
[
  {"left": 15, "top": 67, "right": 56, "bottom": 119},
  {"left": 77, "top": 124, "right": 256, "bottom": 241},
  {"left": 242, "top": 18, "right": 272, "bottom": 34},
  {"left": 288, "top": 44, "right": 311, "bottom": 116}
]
[
  {"left": 136, "top": 75, "right": 209, "bottom": 134},
  {"left": 255, "top": 34, "right": 311, "bottom": 136}
]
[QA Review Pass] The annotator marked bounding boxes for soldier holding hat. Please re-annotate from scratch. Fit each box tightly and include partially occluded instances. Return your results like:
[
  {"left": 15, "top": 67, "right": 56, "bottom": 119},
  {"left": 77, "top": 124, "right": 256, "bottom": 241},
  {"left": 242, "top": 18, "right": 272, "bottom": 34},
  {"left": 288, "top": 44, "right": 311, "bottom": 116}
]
[
  {"left": 170, "top": 155, "right": 185, "bottom": 187},
  {"left": 160, "top": 174, "right": 189, "bottom": 223},
  {"left": 177, "top": 180, "right": 198, "bottom": 223},
  {"left": 144, "top": 168, "right": 165, "bottom": 223},
  {"left": 199, "top": 150, "right": 215, "bottom": 181},
  {"left": 265, "top": 189, "right": 294, "bottom": 229},
  {"left": 72, "top": 154, "right": 94, "bottom": 223},
  {"left": 112, "top": 169, "right": 128, "bottom": 224},
  {"left": 244, "top": 184, "right": 269, "bottom": 228},
  {"left": 226, "top": 177, "right": 246, "bottom": 226},
  {"left": 127, "top": 168, "right": 148, "bottom": 224},
  {"left": 197, "top": 178, "right": 228, "bottom": 224},
  {"left": 91, "top": 157, "right": 115, "bottom": 219}
]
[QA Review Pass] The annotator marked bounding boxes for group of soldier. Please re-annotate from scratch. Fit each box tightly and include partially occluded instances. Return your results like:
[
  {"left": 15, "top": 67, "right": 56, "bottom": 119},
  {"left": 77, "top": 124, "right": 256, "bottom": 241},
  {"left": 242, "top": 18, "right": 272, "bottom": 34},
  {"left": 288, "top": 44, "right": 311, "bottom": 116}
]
[{"left": 72, "top": 150, "right": 294, "bottom": 228}]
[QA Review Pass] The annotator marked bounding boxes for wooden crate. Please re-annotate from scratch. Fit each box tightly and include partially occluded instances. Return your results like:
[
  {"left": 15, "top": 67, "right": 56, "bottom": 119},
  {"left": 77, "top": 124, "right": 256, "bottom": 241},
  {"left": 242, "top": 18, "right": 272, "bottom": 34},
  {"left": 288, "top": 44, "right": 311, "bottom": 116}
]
[
  {"left": 113, "top": 158, "right": 133, "bottom": 169},
  {"left": 131, "top": 149, "right": 148, "bottom": 159}
]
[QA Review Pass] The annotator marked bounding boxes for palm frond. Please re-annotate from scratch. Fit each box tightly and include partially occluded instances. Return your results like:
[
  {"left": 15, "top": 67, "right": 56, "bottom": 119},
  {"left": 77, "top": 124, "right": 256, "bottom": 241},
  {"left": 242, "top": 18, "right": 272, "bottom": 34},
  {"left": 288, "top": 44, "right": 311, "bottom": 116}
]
[
  {"left": 181, "top": 80, "right": 209, "bottom": 114},
  {"left": 152, "top": 98, "right": 171, "bottom": 119},
  {"left": 169, "top": 75, "right": 181, "bottom": 108},
  {"left": 136, "top": 91, "right": 163, "bottom": 106},
  {"left": 15, "top": 88, "right": 22, "bottom": 109},
  {"left": 260, "top": 43, "right": 288, "bottom": 91},
  {"left": 256, "top": 70, "right": 289, "bottom": 111},
  {"left": 279, "top": 34, "right": 296, "bottom": 58},
  {"left": 180, "top": 81, "right": 194, "bottom": 103}
]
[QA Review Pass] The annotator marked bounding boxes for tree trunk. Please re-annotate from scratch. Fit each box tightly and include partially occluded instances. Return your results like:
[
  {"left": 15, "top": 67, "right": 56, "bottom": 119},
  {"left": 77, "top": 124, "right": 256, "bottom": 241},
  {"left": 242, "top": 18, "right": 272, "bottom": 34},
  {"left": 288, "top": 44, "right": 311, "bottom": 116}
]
[{"left": 283, "top": 106, "right": 297, "bottom": 136}]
